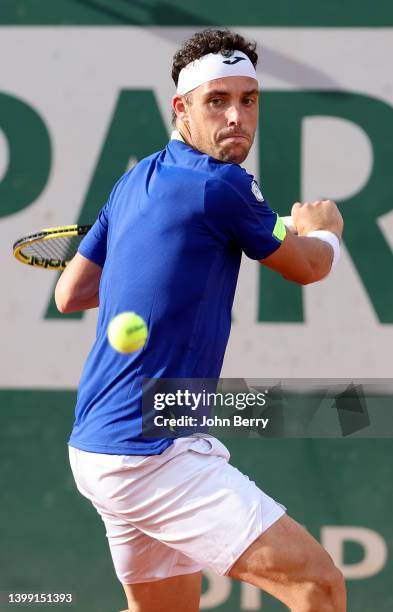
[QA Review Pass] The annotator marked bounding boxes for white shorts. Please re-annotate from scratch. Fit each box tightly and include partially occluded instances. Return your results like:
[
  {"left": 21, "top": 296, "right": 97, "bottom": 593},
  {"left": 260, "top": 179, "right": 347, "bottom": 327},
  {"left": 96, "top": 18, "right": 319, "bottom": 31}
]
[{"left": 68, "top": 437, "right": 286, "bottom": 584}]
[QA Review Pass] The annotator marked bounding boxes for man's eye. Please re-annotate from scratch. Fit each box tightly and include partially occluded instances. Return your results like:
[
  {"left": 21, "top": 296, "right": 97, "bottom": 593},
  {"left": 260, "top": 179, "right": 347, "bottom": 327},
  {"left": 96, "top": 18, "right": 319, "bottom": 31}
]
[
  {"left": 210, "top": 98, "right": 223, "bottom": 106},
  {"left": 243, "top": 98, "right": 255, "bottom": 106}
]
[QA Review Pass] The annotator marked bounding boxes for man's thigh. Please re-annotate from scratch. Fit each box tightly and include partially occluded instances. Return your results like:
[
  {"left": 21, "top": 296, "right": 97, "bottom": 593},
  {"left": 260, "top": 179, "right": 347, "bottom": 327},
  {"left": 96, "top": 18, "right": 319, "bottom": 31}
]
[
  {"left": 70, "top": 438, "right": 286, "bottom": 577},
  {"left": 228, "top": 514, "right": 346, "bottom": 611},
  {"left": 122, "top": 571, "right": 202, "bottom": 612}
]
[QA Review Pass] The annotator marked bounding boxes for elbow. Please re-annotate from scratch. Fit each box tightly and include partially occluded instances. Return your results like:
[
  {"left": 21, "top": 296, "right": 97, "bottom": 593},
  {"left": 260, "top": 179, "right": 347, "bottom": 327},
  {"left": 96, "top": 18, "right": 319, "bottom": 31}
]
[
  {"left": 296, "top": 276, "right": 314, "bottom": 286},
  {"left": 297, "top": 272, "right": 320, "bottom": 286},
  {"left": 296, "top": 266, "right": 330, "bottom": 285},
  {"left": 55, "top": 296, "right": 70, "bottom": 314},
  {"left": 55, "top": 286, "right": 73, "bottom": 314},
  {"left": 285, "top": 265, "right": 329, "bottom": 286},
  {"left": 290, "top": 276, "right": 316, "bottom": 286},
  {"left": 298, "top": 242, "right": 334, "bottom": 284}
]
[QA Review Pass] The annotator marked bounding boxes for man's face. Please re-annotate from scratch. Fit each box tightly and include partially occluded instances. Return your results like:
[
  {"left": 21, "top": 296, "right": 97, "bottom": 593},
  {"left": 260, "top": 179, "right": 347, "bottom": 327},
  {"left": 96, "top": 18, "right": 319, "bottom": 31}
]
[{"left": 174, "top": 76, "right": 259, "bottom": 164}]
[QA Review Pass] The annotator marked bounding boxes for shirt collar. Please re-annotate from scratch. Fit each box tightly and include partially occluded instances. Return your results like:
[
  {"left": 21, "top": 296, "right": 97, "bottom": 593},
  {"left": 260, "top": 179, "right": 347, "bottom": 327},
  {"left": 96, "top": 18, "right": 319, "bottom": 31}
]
[{"left": 170, "top": 130, "right": 186, "bottom": 143}]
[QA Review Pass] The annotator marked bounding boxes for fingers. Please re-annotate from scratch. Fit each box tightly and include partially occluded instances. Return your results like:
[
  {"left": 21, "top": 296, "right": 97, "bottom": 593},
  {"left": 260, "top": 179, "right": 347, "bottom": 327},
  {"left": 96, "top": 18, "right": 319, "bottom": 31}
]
[
  {"left": 292, "top": 199, "right": 337, "bottom": 211},
  {"left": 290, "top": 200, "right": 343, "bottom": 238}
]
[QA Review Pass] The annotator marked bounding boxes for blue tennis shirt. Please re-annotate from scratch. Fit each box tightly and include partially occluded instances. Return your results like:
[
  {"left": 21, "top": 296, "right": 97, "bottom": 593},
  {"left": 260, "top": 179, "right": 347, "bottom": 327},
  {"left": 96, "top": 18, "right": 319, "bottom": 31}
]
[{"left": 68, "top": 134, "right": 285, "bottom": 455}]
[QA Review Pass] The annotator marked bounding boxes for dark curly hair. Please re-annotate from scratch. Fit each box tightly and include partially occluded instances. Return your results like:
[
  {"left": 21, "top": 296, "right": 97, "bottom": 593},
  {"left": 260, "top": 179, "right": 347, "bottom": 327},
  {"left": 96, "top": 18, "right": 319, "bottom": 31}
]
[{"left": 172, "top": 28, "right": 258, "bottom": 87}]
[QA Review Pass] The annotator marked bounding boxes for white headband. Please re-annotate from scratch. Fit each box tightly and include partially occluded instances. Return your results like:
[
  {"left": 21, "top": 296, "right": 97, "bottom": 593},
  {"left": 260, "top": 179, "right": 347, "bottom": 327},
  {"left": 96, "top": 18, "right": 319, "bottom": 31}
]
[{"left": 176, "top": 50, "right": 258, "bottom": 96}]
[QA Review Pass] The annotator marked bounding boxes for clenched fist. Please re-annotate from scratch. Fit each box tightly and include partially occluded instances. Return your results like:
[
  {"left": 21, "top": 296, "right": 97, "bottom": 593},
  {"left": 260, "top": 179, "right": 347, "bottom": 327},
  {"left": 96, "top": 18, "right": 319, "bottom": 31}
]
[{"left": 291, "top": 200, "right": 343, "bottom": 240}]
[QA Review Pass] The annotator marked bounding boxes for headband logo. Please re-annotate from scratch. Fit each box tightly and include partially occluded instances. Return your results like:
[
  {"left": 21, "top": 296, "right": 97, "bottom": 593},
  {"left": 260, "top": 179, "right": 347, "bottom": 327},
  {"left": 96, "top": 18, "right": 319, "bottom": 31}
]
[{"left": 222, "top": 56, "right": 247, "bottom": 65}]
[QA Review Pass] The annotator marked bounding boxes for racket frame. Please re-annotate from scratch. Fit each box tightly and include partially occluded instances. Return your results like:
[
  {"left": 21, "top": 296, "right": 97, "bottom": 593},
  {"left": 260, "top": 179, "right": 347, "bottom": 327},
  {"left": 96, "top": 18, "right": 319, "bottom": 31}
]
[{"left": 13, "top": 224, "right": 92, "bottom": 270}]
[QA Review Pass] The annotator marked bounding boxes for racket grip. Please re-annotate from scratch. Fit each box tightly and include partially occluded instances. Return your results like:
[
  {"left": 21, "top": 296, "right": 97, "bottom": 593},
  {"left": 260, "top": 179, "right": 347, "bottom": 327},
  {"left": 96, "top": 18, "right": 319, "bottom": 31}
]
[{"left": 281, "top": 215, "right": 294, "bottom": 228}]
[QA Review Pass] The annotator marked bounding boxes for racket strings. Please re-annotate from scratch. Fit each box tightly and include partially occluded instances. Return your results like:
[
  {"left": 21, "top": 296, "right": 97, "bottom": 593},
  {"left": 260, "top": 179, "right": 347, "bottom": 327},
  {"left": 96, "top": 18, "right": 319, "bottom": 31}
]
[{"left": 21, "top": 235, "right": 83, "bottom": 262}]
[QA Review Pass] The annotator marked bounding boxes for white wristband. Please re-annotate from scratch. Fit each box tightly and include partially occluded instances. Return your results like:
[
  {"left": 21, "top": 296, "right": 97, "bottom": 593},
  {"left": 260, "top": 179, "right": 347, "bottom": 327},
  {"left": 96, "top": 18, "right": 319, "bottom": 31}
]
[{"left": 306, "top": 230, "right": 340, "bottom": 273}]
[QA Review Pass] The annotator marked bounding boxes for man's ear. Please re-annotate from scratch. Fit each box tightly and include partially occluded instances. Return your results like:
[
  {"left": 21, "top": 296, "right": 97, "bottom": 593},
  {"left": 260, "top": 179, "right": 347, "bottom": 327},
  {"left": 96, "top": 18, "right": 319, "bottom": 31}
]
[{"left": 172, "top": 95, "right": 189, "bottom": 124}]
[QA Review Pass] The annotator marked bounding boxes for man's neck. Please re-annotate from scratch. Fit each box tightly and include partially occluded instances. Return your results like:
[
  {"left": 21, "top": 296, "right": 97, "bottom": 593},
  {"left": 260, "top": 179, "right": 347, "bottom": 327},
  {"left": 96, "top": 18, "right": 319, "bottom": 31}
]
[{"left": 174, "top": 122, "right": 192, "bottom": 147}]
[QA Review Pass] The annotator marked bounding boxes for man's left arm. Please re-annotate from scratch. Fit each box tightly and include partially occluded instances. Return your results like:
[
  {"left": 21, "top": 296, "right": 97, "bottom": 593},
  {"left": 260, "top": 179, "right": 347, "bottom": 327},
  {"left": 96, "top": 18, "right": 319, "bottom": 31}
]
[{"left": 204, "top": 170, "right": 342, "bottom": 284}]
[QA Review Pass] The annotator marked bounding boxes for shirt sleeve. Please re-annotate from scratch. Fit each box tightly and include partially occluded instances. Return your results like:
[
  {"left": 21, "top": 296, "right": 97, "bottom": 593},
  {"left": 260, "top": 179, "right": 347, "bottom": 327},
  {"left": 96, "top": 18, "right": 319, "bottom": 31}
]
[
  {"left": 77, "top": 174, "right": 127, "bottom": 267},
  {"left": 204, "top": 166, "right": 286, "bottom": 260},
  {"left": 78, "top": 205, "right": 109, "bottom": 267}
]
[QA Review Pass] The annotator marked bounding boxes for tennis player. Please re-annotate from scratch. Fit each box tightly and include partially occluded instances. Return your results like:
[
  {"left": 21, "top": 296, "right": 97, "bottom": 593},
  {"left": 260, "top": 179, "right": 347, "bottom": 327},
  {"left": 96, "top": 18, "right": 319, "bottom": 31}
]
[{"left": 57, "top": 29, "right": 346, "bottom": 612}]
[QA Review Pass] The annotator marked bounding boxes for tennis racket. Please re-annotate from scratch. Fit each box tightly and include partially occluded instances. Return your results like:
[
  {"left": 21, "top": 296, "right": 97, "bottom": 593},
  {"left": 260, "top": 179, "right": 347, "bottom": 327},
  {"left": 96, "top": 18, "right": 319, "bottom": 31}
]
[{"left": 13, "top": 224, "right": 92, "bottom": 270}]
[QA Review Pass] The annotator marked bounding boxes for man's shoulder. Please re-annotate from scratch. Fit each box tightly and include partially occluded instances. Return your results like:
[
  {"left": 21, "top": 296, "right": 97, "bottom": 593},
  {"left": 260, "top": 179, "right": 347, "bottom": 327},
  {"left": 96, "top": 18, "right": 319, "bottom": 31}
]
[
  {"left": 214, "top": 162, "right": 252, "bottom": 186},
  {"left": 205, "top": 162, "right": 258, "bottom": 204},
  {"left": 114, "top": 149, "right": 163, "bottom": 186}
]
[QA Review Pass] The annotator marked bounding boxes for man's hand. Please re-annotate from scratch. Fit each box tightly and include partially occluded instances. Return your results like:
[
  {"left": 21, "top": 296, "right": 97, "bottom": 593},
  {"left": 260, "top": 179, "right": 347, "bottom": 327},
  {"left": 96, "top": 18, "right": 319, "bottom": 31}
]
[
  {"left": 291, "top": 200, "right": 343, "bottom": 240},
  {"left": 261, "top": 200, "right": 344, "bottom": 284}
]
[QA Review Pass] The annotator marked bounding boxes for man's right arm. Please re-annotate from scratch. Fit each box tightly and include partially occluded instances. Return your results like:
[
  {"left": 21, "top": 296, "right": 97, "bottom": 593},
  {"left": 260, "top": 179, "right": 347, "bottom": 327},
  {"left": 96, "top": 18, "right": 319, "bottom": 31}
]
[
  {"left": 55, "top": 253, "right": 102, "bottom": 313},
  {"left": 261, "top": 199, "right": 343, "bottom": 285}
]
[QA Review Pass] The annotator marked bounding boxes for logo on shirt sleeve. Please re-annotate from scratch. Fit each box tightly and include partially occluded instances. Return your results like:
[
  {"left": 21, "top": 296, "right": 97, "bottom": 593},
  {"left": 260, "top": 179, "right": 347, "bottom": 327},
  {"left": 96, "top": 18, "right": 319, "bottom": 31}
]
[{"left": 251, "top": 179, "right": 264, "bottom": 202}]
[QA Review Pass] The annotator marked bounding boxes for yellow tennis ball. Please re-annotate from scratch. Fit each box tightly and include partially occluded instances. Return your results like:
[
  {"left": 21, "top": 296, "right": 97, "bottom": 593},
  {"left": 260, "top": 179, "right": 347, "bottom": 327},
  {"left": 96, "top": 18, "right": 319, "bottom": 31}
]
[{"left": 107, "top": 312, "right": 148, "bottom": 353}]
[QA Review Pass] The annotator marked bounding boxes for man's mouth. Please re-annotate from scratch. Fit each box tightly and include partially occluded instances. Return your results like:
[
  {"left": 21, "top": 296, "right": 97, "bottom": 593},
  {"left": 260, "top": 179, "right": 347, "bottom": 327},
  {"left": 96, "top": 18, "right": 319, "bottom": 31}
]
[{"left": 219, "top": 133, "right": 249, "bottom": 142}]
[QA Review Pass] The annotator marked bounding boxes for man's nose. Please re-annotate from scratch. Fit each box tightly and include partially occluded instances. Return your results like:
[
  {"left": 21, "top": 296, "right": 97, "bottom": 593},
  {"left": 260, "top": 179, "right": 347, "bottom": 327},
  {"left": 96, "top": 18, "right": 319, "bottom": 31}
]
[{"left": 226, "top": 104, "right": 242, "bottom": 126}]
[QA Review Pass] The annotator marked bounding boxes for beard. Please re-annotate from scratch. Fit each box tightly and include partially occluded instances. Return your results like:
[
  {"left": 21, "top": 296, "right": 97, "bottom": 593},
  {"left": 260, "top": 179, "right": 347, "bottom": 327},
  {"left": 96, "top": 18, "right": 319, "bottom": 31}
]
[
  {"left": 188, "top": 125, "right": 254, "bottom": 164},
  {"left": 214, "top": 127, "right": 253, "bottom": 163},
  {"left": 215, "top": 141, "right": 251, "bottom": 164}
]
